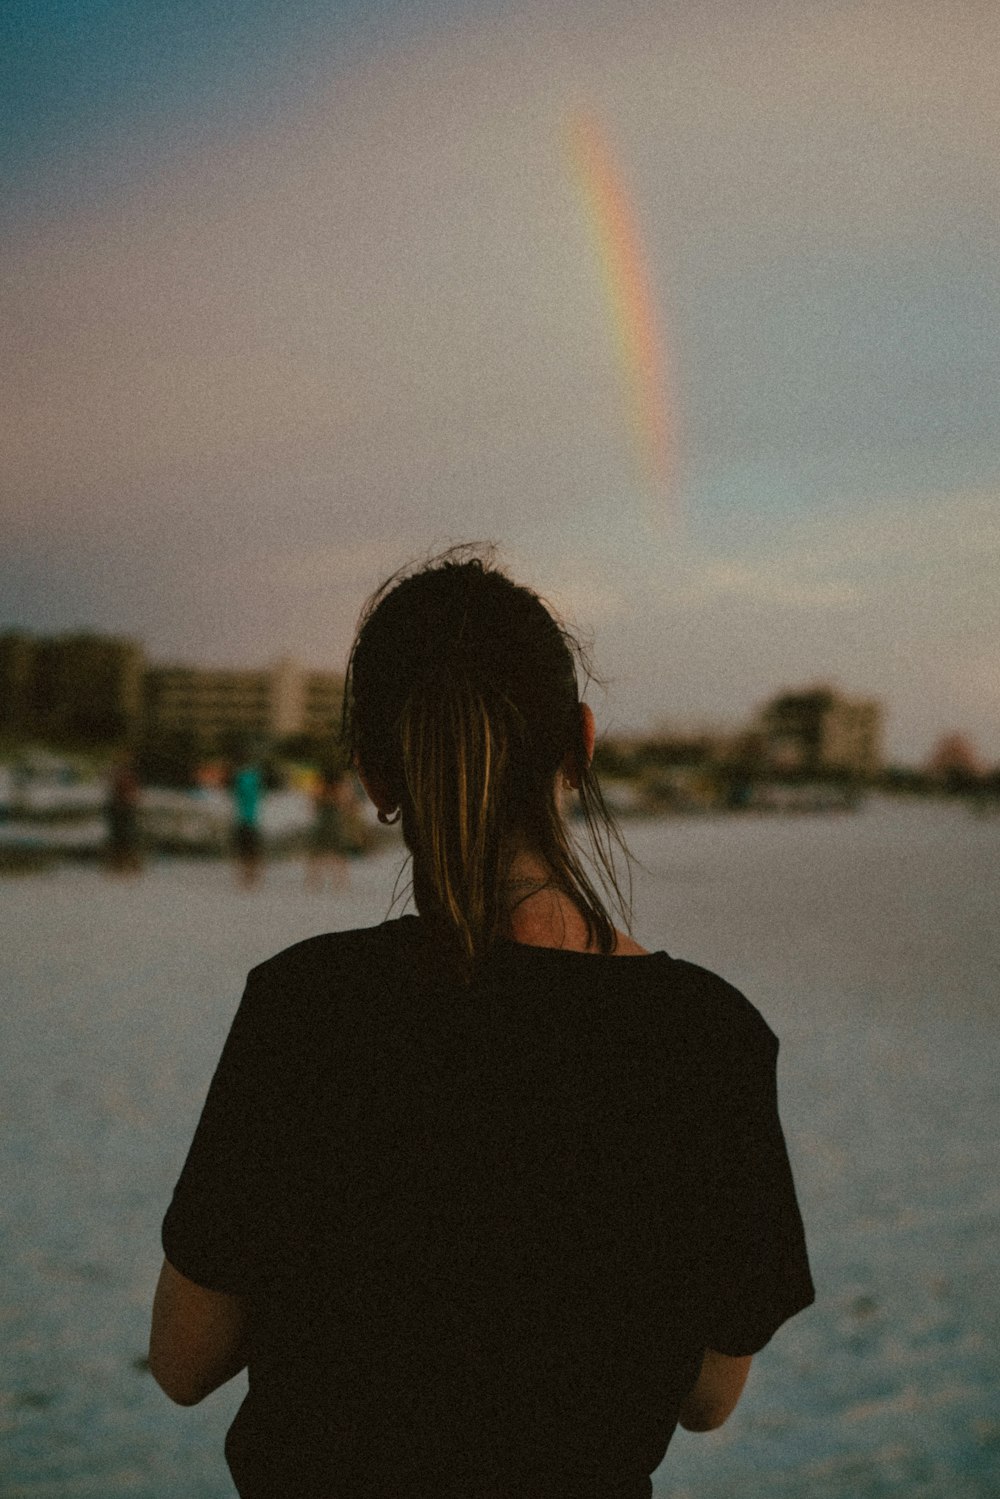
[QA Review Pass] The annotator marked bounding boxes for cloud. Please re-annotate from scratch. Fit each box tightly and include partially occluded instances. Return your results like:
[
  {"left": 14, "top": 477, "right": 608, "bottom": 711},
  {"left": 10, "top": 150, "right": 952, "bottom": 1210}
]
[
  {"left": 680, "top": 559, "right": 860, "bottom": 610},
  {"left": 2, "top": 0, "right": 998, "bottom": 759},
  {"left": 5, "top": 0, "right": 999, "bottom": 535},
  {"left": 755, "top": 482, "right": 1000, "bottom": 593}
]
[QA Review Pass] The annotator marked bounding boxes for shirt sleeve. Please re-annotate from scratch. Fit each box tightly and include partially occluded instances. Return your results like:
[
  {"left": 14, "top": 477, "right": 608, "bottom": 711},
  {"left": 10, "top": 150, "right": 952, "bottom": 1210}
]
[
  {"left": 699, "top": 1011, "right": 815, "bottom": 1357},
  {"left": 161, "top": 970, "right": 283, "bottom": 1294}
]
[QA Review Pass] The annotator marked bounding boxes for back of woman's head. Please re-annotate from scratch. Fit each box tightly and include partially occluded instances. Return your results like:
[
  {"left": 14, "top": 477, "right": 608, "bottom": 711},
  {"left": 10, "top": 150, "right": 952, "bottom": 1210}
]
[{"left": 344, "top": 545, "right": 630, "bottom": 977}]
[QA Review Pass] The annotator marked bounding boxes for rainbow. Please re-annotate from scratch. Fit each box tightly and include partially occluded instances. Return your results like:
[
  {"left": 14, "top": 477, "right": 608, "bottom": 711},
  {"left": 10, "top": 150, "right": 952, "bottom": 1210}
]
[{"left": 566, "top": 112, "right": 674, "bottom": 507}]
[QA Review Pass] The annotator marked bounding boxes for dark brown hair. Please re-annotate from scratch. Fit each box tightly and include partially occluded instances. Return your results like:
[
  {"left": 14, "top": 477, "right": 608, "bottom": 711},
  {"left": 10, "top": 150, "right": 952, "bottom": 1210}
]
[{"left": 343, "top": 544, "right": 632, "bottom": 977}]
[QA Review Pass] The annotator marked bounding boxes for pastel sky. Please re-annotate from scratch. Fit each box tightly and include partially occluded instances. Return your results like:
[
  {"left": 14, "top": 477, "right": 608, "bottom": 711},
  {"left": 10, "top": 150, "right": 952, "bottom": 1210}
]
[{"left": 3, "top": 0, "right": 999, "bottom": 762}]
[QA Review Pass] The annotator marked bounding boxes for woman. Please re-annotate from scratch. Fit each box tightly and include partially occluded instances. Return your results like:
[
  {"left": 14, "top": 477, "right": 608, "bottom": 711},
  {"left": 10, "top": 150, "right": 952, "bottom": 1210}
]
[
  {"left": 150, "top": 547, "right": 814, "bottom": 1498},
  {"left": 230, "top": 755, "right": 265, "bottom": 888},
  {"left": 105, "top": 751, "right": 142, "bottom": 875}
]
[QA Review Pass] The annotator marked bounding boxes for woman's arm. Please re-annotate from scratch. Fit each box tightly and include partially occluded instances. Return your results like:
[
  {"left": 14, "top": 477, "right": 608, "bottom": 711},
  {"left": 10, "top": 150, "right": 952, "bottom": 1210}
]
[
  {"left": 678, "top": 1348, "right": 753, "bottom": 1432},
  {"left": 148, "top": 1258, "right": 249, "bottom": 1406}
]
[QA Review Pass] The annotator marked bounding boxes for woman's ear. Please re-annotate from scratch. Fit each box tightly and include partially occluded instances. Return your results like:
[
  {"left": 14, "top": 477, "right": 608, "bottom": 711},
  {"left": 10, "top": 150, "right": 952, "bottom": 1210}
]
[
  {"left": 355, "top": 759, "right": 396, "bottom": 818},
  {"left": 562, "top": 702, "right": 596, "bottom": 790}
]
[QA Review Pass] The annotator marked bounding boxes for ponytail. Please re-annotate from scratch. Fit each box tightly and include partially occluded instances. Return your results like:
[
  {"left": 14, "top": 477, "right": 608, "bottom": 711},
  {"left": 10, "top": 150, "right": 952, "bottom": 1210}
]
[{"left": 397, "top": 669, "right": 518, "bottom": 977}]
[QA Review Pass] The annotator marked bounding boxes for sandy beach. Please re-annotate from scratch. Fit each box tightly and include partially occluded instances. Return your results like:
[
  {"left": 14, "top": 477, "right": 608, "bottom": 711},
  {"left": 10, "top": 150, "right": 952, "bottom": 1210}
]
[{"left": 2, "top": 799, "right": 998, "bottom": 1497}]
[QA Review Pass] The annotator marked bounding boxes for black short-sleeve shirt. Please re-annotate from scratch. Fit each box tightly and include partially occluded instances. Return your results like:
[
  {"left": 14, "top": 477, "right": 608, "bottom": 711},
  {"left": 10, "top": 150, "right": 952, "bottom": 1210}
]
[{"left": 162, "top": 916, "right": 814, "bottom": 1499}]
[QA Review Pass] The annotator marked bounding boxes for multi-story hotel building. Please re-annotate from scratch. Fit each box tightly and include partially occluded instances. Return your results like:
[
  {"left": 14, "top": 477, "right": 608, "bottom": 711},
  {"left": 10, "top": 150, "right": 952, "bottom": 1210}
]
[
  {"left": 757, "top": 685, "right": 883, "bottom": 776},
  {"left": 0, "top": 630, "right": 145, "bottom": 741},
  {"left": 141, "top": 656, "right": 343, "bottom": 746},
  {"left": 1, "top": 631, "right": 343, "bottom": 749}
]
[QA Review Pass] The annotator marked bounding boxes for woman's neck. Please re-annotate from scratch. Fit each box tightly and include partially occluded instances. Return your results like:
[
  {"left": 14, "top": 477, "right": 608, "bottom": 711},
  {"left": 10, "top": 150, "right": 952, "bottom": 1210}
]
[
  {"left": 501, "top": 850, "right": 647, "bottom": 957},
  {"left": 409, "top": 842, "right": 646, "bottom": 957},
  {"left": 501, "top": 851, "right": 593, "bottom": 950}
]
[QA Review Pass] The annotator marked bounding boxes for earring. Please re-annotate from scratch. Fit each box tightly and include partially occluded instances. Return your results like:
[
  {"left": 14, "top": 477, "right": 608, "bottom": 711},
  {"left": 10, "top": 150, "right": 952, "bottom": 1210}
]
[{"left": 377, "top": 807, "right": 401, "bottom": 825}]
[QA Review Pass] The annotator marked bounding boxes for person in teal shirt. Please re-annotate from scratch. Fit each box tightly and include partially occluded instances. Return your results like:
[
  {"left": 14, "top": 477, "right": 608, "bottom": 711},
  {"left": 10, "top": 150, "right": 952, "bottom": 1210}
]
[{"left": 231, "top": 760, "right": 264, "bottom": 887}]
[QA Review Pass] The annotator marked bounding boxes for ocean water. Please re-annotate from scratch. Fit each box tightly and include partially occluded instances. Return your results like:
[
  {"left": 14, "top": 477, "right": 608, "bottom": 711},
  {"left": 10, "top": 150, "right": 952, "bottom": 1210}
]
[{"left": 1, "top": 798, "right": 997, "bottom": 1498}]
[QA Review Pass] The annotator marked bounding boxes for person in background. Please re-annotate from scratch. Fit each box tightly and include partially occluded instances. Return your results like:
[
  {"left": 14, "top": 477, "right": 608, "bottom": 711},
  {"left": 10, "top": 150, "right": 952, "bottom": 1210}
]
[
  {"left": 305, "top": 759, "right": 353, "bottom": 892},
  {"left": 230, "top": 755, "right": 264, "bottom": 888},
  {"left": 150, "top": 546, "right": 814, "bottom": 1499},
  {"left": 105, "top": 751, "right": 142, "bottom": 875}
]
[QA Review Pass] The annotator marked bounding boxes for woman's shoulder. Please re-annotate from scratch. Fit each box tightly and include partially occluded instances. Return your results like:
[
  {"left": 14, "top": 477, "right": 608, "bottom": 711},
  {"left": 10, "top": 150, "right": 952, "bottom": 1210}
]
[
  {"left": 231, "top": 921, "right": 422, "bottom": 1050},
  {"left": 247, "top": 917, "right": 417, "bottom": 988},
  {"left": 663, "top": 956, "right": 778, "bottom": 1057}
]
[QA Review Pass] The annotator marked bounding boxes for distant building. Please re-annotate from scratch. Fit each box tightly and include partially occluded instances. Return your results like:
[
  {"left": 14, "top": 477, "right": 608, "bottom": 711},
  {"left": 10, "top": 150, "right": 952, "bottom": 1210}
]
[
  {"left": 141, "top": 656, "right": 343, "bottom": 747},
  {"left": 301, "top": 668, "right": 344, "bottom": 738},
  {"left": 926, "top": 733, "right": 982, "bottom": 781},
  {"left": 2, "top": 630, "right": 343, "bottom": 750},
  {"left": 0, "top": 632, "right": 36, "bottom": 737},
  {"left": 757, "top": 685, "right": 882, "bottom": 776},
  {"left": 0, "top": 629, "right": 144, "bottom": 742}
]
